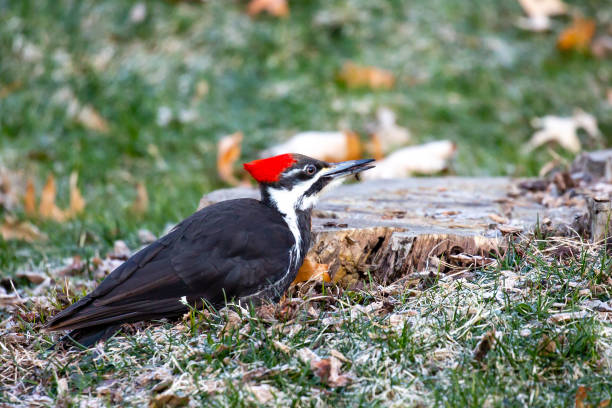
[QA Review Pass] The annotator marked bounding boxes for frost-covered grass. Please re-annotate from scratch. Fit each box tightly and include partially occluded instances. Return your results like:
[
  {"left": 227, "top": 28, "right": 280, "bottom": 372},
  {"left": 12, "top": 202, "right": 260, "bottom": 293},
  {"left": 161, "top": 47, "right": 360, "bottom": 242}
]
[
  {"left": 1, "top": 0, "right": 612, "bottom": 405},
  {"left": 1, "top": 0, "right": 611, "bottom": 270},
  {"left": 1, "top": 237, "right": 611, "bottom": 406}
]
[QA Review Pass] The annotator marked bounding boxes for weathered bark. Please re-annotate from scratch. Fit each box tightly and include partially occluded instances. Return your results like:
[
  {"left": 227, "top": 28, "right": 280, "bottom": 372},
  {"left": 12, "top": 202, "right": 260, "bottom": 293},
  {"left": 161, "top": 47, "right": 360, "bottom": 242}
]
[
  {"left": 572, "top": 149, "right": 612, "bottom": 182},
  {"left": 199, "top": 176, "right": 586, "bottom": 286},
  {"left": 588, "top": 196, "right": 611, "bottom": 244}
]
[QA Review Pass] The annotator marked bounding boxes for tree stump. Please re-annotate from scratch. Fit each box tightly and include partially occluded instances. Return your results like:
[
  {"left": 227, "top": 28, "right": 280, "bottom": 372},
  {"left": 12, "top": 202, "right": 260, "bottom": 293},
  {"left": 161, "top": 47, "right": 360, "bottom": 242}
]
[{"left": 199, "top": 176, "right": 587, "bottom": 286}]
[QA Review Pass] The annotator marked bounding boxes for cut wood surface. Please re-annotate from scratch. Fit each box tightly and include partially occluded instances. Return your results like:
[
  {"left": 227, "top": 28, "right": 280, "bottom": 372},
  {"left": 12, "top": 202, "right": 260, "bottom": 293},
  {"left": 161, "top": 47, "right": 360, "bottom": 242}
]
[{"left": 200, "top": 176, "right": 587, "bottom": 286}]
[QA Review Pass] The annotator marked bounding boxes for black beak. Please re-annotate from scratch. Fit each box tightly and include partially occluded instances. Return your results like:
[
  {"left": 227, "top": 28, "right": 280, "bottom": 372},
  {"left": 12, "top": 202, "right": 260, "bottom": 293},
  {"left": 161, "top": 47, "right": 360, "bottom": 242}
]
[{"left": 323, "top": 159, "right": 375, "bottom": 179}]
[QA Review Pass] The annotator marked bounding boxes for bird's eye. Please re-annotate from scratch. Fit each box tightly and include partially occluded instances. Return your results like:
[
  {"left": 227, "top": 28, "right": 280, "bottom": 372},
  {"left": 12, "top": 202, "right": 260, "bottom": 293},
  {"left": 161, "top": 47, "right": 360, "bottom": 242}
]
[{"left": 305, "top": 164, "right": 317, "bottom": 175}]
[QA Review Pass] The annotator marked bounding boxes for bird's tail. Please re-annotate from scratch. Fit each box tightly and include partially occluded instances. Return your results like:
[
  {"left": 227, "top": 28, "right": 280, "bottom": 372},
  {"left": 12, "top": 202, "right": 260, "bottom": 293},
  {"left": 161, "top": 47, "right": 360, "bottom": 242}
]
[{"left": 50, "top": 324, "right": 122, "bottom": 350}]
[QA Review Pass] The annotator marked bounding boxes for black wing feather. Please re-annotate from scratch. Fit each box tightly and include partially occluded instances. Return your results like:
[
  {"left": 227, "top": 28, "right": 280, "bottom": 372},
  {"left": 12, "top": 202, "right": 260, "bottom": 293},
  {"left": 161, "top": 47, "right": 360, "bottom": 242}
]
[{"left": 45, "top": 199, "right": 295, "bottom": 333}]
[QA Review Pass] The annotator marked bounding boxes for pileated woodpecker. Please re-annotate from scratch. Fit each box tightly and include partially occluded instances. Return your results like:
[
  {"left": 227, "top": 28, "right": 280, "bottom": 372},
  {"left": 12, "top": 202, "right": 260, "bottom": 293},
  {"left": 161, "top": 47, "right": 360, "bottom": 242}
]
[{"left": 45, "top": 154, "right": 374, "bottom": 347}]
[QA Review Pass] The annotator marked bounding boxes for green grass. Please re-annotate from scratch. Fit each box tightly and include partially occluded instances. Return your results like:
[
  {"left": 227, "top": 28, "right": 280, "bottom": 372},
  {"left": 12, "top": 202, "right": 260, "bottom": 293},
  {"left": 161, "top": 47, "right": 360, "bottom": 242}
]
[
  {"left": 1, "top": 237, "right": 611, "bottom": 406},
  {"left": 1, "top": 0, "right": 612, "bottom": 406},
  {"left": 1, "top": 0, "right": 611, "bottom": 269}
]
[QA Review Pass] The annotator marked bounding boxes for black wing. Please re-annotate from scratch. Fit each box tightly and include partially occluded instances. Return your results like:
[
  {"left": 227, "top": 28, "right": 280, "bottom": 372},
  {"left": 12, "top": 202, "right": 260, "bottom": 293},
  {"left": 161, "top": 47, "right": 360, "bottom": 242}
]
[{"left": 45, "top": 199, "right": 294, "bottom": 333}]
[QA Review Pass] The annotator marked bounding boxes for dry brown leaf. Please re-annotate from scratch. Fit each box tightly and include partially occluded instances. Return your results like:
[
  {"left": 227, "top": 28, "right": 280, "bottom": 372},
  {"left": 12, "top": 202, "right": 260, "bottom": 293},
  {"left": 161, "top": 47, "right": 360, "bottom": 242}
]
[
  {"left": 16, "top": 271, "right": 48, "bottom": 284},
  {"left": 39, "top": 174, "right": 66, "bottom": 221},
  {"left": 77, "top": 105, "right": 109, "bottom": 133},
  {"left": 558, "top": 17, "right": 596, "bottom": 52},
  {"left": 328, "top": 356, "right": 351, "bottom": 387},
  {"left": 537, "top": 334, "right": 557, "bottom": 354},
  {"left": 149, "top": 390, "right": 190, "bottom": 408},
  {"left": 311, "top": 359, "right": 331, "bottom": 379},
  {"left": 366, "top": 107, "right": 412, "bottom": 159},
  {"left": 292, "top": 258, "right": 331, "bottom": 285},
  {"left": 261, "top": 131, "right": 363, "bottom": 163},
  {"left": 575, "top": 385, "right": 590, "bottom": 408},
  {"left": 68, "top": 172, "right": 85, "bottom": 216},
  {"left": 362, "top": 141, "right": 456, "bottom": 180},
  {"left": 272, "top": 340, "right": 291, "bottom": 354},
  {"left": 246, "top": 384, "right": 276, "bottom": 404},
  {"left": 217, "top": 132, "right": 243, "bottom": 186},
  {"left": 338, "top": 62, "right": 395, "bottom": 90},
  {"left": 247, "top": 0, "right": 289, "bottom": 17},
  {"left": 0, "top": 293, "right": 25, "bottom": 308},
  {"left": 547, "top": 310, "right": 589, "bottom": 324},
  {"left": 310, "top": 356, "right": 351, "bottom": 387},
  {"left": 0, "top": 217, "right": 47, "bottom": 242},
  {"left": 488, "top": 213, "right": 509, "bottom": 224},
  {"left": 343, "top": 130, "right": 363, "bottom": 161},
  {"left": 131, "top": 182, "right": 149, "bottom": 215},
  {"left": 24, "top": 178, "right": 36, "bottom": 215}
]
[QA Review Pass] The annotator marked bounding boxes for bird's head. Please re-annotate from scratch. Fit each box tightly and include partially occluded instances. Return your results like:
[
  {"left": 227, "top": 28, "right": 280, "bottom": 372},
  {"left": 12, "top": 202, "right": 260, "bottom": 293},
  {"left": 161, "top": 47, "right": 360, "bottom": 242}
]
[{"left": 244, "top": 153, "right": 374, "bottom": 214}]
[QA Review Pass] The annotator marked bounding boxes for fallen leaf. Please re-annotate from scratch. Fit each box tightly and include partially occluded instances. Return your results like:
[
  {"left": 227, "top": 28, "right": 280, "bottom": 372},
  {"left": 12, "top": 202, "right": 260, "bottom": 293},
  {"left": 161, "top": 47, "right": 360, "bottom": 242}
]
[
  {"left": 366, "top": 107, "right": 412, "bottom": 159},
  {"left": 138, "top": 229, "right": 157, "bottom": 244},
  {"left": 575, "top": 385, "right": 590, "bottom": 408},
  {"left": 497, "top": 224, "right": 523, "bottom": 234},
  {"left": 361, "top": 141, "right": 456, "bottom": 180},
  {"left": 525, "top": 110, "right": 601, "bottom": 153},
  {"left": 310, "top": 356, "right": 351, "bottom": 387},
  {"left": 149, "top": 390, "right": 189, "bottom": 408},
  {"left": 517, "top": 0, "right": 567, "bottom": 18},
  {"left": 488, "top": 213, "right": 509, "bottom": 224},
  {"left": 1, "top": 216, "right": 47, "bottom": 242},
  {"left": 0, "top": 293, "right": 25, "bottom": 308},
  {"left": 261, "top": 131, "right": 363, "bottom": 163},
  {"left": 109, "top": 240, "right": 131, "bottom": 260},
  {"left": 297, "top": 347, "right": 319, "bottom": 365},
  {"left": 538, "top": 334, "right": 557, "bottom": 354},
  {"left": 77, "top": 105, "right": 109, "bottom": 133},
  {"left": 344, "top": 130, "right": 363, "bottom": 161},
  {"left": 558, "top": 16, "right": 596, "bottom": 52},
  {"left": 217, "top": 132, "right": 243, "bottom": 186},
  {"left": 16, "top": 271, "right": 47, "bottom": 284},
  {"left": 516, "top": 0, "right": 567, "bottom": 32},
  {"left": 247, "top": 0, "right": 289, "bottom": 17},
  {"left": 39, "top": 174, "right": 66, "bottom": 221},
  {"left": 338, "top": 62, "right": 395, "bottom": 90},
  {"left": 245, "top": 384, "right": 276, "bottom": 404},
  {"left": 24, "top": 178, "right": 36, "bottom": 215},
  {"left": 131, "top": 182, "right": 148, "bottom": 215},
  {"left": 56, "top": 255, "right": 86, "bottom": 277},
  {"left": 547, "top": 310, "right": 589, "bottom": 324},
  {"left": 311, "top": 359, "right": 332, "bottom": 379},
  {"left": 292, "top": 258, "right": 331, "bottom": 285},
  {"left": 68, "top": 171, "right": 85, "bottom": 216},
  {"left": 473, "top": 331, "right": 499, "bottom": 361},
  {"left": 328, "top": 356, "right": 352, "bottom": 387},
  {"left": 272, "top": 340, "right": 291, "bottom": 354}
]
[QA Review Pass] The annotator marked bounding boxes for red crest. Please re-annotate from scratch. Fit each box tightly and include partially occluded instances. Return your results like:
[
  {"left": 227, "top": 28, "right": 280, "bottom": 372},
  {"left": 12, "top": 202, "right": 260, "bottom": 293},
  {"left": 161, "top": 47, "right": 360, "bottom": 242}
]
[{"left": 243, "top": 154, "right": 297, "bottom": 183}]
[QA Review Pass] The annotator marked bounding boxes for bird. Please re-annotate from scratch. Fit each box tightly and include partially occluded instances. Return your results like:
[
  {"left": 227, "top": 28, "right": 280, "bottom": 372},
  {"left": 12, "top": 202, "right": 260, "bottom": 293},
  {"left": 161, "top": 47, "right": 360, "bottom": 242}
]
[{"left": 44, "top": 153, "right": 374, "bottom": 348}]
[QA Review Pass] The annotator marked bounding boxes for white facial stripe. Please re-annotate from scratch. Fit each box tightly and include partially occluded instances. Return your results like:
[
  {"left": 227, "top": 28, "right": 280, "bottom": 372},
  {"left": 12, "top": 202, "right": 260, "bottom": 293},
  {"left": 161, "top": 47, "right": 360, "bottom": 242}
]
[
  {"left": 266, "top": 169, "right": 349, "bottom": 291},
  {"left": 282, "top": 168, "right": 303, "bottom": 178}
]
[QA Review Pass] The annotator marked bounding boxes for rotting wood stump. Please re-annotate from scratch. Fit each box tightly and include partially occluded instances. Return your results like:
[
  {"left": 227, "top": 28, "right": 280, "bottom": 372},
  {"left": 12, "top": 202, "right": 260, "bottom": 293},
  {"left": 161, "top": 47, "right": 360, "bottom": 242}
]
[{"left": 200, "top": 151, "right": 612, "bottom": 287}]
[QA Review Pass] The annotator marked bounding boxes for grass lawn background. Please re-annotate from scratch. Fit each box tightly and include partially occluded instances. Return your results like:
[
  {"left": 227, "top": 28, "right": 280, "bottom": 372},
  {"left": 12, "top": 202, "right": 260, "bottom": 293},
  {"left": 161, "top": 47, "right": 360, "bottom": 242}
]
[{"left": 1, "top": 0, "right": 612, "bottom": 406}]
